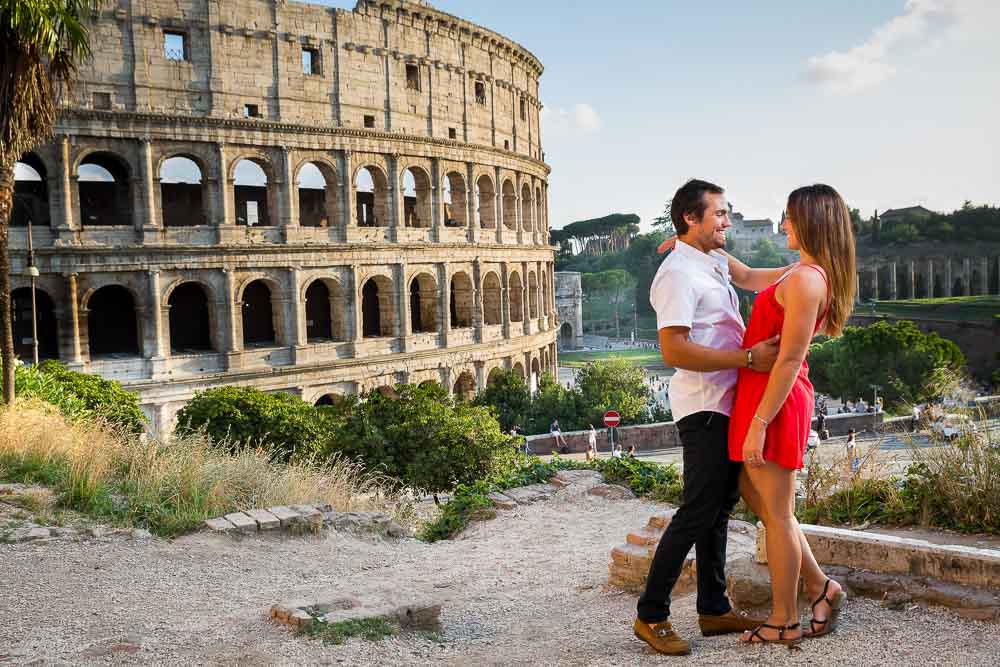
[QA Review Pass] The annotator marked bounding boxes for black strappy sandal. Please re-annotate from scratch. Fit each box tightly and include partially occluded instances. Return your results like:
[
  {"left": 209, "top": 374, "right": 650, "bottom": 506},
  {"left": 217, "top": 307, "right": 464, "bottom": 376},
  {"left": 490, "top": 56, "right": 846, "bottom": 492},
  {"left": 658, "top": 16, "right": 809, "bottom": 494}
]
[
  {"left": 804, "top": 579, "right": 847, "bottom": 638},
  {"left": 742, "top": 622, "right": 802, "bottom": 647}
]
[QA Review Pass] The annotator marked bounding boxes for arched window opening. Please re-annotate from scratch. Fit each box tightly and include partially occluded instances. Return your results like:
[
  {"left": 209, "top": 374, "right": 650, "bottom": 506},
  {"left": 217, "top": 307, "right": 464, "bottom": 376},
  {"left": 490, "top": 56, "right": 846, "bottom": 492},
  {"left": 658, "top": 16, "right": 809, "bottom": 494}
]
[
  {"left": 450, "top": 272, "right": 473, "bottom": 329},
  {"left": 305, "top": 280, "right": 332, "bottom": 341},
  {"left": 242, "top": 280, "right": 276, "bottom": 346},
  {"left": 443, "top": 172, "right": 467, "bottom": 227},
  {"left": 453, "top": 371, "right": 476, "bottom": 402},
  {"left": 501, "top": 179, "right": 517, "bottom": 230},
  {"left": 12, "top": 155, "right": 49, "bottom": 228},
  {"left": 528, "top": 271, "right": 539, "bottom": 319},
  {"left": 409, "top": 273, "right": 437, "bottom": 334},
  {"left": 168, "top": 282, "right": 212, "bottom": 353},
  {"left": 487, "top": 367, "right": 503, "bottom": 387},
  {"left": 559, "top": 322, "right": 575, "bottom": 350},
  {"left": 234, "top": 159, "right": 271, "bottom": 227},
  {"left": 78, "top": 153, "right": 131, "bottom": 227},
  {"left": 87, "top": 285, "right": 139, "bottom": 358},
  {"left": 11, "top": 287, "right": 58, "bottom": 361},
  {"left": 355, "top": 166, "right": 389, "bottom": 227},
  {"left": 402, "top": 167, "right": 432, "bottom": 228},
  {"left": 482, "top": 272, "right": 502, "bottom": 326},
  {"left": 520, "top": 183, "right": 533, "bottom": 232},
  {"left": 160, "top": 156, "right": 205, "bottom": 227},
  {"left": 361, "top": 277, "right": 395, "bottom": 338},
  {"left": 298, "top": 162, "right": 339, "bottom": 228},
  {"left": 476, "top": 175, "right": 496, "bottom": 229},
  {"left": 509, "top": 272, "right": 524, "bottom": 323}
]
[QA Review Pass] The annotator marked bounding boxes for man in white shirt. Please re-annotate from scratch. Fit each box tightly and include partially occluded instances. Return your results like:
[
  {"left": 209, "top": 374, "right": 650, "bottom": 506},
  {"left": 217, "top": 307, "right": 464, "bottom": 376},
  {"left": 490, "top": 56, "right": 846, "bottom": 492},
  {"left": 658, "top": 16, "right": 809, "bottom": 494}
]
[{"left": 633, "top": 179, "right": 782, "bottom": 655}]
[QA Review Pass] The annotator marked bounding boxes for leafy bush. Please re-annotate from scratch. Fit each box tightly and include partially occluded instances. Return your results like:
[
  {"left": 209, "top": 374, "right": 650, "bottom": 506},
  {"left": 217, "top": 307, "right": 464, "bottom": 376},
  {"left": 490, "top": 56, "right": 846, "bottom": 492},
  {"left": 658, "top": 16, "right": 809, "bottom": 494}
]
[
  {"left": 325, "top": 383, "right": 518, "bottom": 496},
  {"left": 175, "top": 386, "right": 336, "bottom": 462},
  {"left": 12, "top": 360, "right": 146, "bottom": 433}
]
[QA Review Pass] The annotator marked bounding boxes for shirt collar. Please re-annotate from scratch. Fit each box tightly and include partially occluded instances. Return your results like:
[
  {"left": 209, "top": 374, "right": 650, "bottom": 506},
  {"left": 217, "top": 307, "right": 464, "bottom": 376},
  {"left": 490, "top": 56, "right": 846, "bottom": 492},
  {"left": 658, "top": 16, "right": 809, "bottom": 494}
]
[{"left": 675, "top": 240, "right": 730, "bottom": 277}]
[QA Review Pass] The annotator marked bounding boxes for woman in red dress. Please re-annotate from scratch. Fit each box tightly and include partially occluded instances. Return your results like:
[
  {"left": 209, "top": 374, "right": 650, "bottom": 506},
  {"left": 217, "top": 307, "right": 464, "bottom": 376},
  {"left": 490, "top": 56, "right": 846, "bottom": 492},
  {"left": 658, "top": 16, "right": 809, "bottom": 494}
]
[{"left": 726, "top": 184, "right": 856, "bottom": 644}]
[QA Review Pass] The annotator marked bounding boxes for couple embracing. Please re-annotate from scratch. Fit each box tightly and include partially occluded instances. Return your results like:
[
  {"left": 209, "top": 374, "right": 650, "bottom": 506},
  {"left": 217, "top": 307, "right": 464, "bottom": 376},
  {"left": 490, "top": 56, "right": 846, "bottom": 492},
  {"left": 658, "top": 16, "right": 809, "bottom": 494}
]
[{"left": 633, "top": 179, "right": 856, "bottom": 653}]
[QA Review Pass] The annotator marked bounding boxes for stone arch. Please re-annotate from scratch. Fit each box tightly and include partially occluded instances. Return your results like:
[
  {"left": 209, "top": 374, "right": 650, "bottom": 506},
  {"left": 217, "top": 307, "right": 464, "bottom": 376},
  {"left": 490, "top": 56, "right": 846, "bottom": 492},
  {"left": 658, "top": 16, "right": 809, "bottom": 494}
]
[
  {"left": 486, "top": 366, "right": 504, "bottom": 387},
  {"left": 450, "top": 271, "right": 474, "bottom": 329},
  {"left": 314, "top": 393, "right": 346, "bottom": 407},
  {"left": 501, "top": 178, "right": 517, "bottom": 230},
  {"left": 239, "top": 278, "right": 280, "bottom": 347},
  {"left": 512, "top": 361, "right": 525, "bottom": 378},
  {"left": 85, "top": 284, "right": 140, "bottom": 358},
  {"left": 232, "top": 157, "right": 274, "bottom": 227},
  {"left": 355, "top": 164, "right": 390, "bottom": 227},
  {"left": 559, "top": 321, "right": 574, "bottom": 349},
  {"left": 530, "top": 356, "right": 541, "bottom": 385},
  {"left": 535, "top": 185, "right": 544, "bottom": 232},
  {"left": 401, "top": 165, "right": 432, "bottom": 228},
  {"left": 10, "top": 286, "right": 58, "bottom": 361},
  {"left": 443, "top": 171, "right": 468, "bottom": 227},
  {"left": 520, "top": 181, "right": 533, "bottom": 232},
  {"left": 159, "top": 154, "right": 207, "bottom": 227},
  {"left": 361, "top": 275, "right": 396, "bottom": 337},
  {"left": 482, "top": 271, "right": 502, "bottom": 326},
  {"left": 452, "top": 370, "right": 476, "bottom": 402},
  {"left": 528, "top": 270, "right": 539, "bottom": 319},
  {"left": 296, "top": 159, "right": 341, "bottom": 228},
  {"left": 77, "top": 151, "right": 132, "bottom": 227},
  {"left": 12, "top": 153, "right": 50, "bottom": 228},
  {"left": 476, "top": 174, "right": 496, "bottom": 229},
  {"left": 167, "top": 281, "right": 214, "bottom": 353},
  {"left": 409, "top": 272, "right": 438, "bottom": 334},
  {"left": 304, "top": 277, "right": 346, "bottom": 342},
  {"left": 509, "top": 271, "right": 524, "bottom": 322}
]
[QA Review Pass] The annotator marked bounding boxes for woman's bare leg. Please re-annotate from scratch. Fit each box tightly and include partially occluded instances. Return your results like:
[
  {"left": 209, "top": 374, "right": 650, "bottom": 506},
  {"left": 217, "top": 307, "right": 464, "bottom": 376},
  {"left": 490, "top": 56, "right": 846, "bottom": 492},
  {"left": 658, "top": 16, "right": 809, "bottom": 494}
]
[{"left": 741, "top": 461, "right": 802, "bottom": 640}]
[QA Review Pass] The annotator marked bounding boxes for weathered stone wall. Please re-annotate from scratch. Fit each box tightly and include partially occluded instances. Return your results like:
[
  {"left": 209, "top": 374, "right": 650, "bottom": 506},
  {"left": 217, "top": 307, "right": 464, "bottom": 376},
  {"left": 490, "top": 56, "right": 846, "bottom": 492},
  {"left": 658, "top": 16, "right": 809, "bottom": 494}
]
[
  {"left": 554, "top": 271, "right": 583, "bottom": 350},
  {"left": 8, "top": 0, "right": 557, "bottom": 434}
]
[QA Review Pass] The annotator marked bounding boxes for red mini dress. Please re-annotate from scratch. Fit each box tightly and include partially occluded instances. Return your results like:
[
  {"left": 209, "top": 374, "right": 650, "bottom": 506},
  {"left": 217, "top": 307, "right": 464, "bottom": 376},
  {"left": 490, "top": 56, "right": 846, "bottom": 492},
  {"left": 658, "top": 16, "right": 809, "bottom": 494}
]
[{"left": 728, "top": 266, "right": 829, "bottom": 470}]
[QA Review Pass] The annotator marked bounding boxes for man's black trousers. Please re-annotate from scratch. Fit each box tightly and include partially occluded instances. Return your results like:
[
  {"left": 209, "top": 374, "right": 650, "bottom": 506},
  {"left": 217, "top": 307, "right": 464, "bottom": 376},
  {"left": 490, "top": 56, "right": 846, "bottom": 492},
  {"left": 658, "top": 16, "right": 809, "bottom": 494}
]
[{"left": 636, "top": 411, "right": 742, "bottom": 622}]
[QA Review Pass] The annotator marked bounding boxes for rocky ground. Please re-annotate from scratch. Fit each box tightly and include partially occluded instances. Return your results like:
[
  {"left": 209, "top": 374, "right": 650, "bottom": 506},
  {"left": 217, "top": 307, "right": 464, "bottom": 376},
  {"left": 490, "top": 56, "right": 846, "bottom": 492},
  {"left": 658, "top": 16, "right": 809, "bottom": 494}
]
[{"left": 2, "top": 485, "right": 999, "bottom": 666}]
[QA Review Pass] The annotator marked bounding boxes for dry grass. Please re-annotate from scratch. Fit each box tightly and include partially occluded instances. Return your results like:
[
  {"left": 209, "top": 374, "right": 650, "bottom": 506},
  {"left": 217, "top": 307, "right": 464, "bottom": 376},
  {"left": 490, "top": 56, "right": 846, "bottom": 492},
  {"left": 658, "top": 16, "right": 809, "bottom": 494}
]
[{"left": 0, "top": 399, "right": 406, "bottom": 536}]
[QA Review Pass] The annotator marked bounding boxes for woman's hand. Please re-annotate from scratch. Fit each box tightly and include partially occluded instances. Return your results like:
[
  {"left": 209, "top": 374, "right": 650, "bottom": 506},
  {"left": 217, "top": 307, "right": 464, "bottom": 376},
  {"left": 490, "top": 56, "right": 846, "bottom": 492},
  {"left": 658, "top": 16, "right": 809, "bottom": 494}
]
[
  {"left": 743, "top": 422, "right": 767, "bottom": 467},
  {"left": 657, "top": 236, "right": 678, "bottom": 254}
]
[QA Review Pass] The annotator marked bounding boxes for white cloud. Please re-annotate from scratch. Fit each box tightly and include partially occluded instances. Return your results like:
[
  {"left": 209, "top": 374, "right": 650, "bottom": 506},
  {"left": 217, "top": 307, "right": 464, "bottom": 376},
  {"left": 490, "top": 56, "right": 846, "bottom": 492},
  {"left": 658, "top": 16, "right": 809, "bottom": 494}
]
[
  {"left": 540, "top": 103, "right": 602, "bottom": 137},
  {"left": 806, "top": 0, "right": 972, "bottom": 94}
]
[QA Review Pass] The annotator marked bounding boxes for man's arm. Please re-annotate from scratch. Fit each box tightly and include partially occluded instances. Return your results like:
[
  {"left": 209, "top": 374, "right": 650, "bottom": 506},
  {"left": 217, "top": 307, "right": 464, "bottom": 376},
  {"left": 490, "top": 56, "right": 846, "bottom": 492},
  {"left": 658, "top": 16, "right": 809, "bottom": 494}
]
[
  {"left": 659, "top": 327, "right": 779, "bottom": 372},
  {"left": 718, "top": 250, "right": 795, "bottom": 292}
]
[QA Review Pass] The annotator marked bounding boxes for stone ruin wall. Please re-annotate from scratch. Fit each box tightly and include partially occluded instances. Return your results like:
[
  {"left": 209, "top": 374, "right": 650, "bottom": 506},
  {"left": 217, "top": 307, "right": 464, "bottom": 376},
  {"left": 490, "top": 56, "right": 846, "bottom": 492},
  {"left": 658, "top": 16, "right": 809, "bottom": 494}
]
[{"left": 9, "top": 0, "right": 557, "bottom": 433}]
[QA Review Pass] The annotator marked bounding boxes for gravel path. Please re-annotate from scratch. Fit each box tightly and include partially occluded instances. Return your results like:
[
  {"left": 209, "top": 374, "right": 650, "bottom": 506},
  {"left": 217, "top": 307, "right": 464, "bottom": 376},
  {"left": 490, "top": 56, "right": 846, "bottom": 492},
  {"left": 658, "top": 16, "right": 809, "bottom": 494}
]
[{"left": 2, "top": 490, "right": 998, "bottom": 666}]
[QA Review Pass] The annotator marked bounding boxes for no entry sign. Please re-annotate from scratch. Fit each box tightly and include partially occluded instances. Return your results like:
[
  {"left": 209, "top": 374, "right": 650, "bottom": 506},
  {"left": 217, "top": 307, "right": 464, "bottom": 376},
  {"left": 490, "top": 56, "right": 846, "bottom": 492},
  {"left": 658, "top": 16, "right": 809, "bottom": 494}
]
[{"left": 603, "top": 410, "right": 621, "bottom": 428}]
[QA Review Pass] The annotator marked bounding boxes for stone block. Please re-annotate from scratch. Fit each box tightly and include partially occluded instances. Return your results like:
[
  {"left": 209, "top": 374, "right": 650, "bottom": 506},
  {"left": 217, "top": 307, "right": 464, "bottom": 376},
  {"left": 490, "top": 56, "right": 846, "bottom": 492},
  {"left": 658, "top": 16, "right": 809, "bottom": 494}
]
[
  {"left": 488, "top": 491, "right": 517, "bottom": 510},
  {"left": 647, "top": 510, "right": 676, "bottom": 530},
  {"left": 245, "top": 509, "right": 281, "bottom": 530},
  {"left": 587, "top": 484, "right": 636, "bottom": 500},
  {"left": 267, "top": 506, "right": 302, "bottom": 527},
  {"left": 290, "top": 504, "right": 323, "bottom": 526},
  {"left": 627, "top": 526, "right": 663, "bottom": 547},
  {"left": 726, "top": 556, "right": 774, "bottom": 611},
  {"left": 223, "top": 512, "right": 258, "bottom": 533}
]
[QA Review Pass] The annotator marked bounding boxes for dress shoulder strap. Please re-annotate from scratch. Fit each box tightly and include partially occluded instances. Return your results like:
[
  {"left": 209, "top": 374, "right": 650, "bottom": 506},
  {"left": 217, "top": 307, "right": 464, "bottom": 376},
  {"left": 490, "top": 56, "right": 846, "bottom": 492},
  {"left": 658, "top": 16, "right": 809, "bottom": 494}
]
[{"left": 800, "top": 264, "right": 831, "bottom": 324}]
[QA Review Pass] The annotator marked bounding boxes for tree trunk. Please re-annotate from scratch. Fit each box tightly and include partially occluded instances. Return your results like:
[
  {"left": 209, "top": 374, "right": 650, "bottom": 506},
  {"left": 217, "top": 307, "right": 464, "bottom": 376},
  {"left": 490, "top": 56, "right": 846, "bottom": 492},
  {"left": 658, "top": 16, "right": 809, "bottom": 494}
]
[
  {"left": 613, "top": 289, "right": 621, "bottom": 339},
  {"left": 0, "top": 164, "right": 15, "bottom": 405}
]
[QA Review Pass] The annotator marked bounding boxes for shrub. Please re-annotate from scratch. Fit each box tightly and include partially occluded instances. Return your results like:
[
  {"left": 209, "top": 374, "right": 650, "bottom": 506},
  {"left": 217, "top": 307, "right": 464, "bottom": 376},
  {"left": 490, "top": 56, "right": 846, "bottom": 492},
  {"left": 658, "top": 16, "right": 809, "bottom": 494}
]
[
  {"left": 326, "top": 383, "right": 518, "bottom": 496},
  {"left": 12, "top": 361, "right": 146, "bottom": 433},
  {"left": 175, "top": 386, "right": 336, "bottom": 462}
]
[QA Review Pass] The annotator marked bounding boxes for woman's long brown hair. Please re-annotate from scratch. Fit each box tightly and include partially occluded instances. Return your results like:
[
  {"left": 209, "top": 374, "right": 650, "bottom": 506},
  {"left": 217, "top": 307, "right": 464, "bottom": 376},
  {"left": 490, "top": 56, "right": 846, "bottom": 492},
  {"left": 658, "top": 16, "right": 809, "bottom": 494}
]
[{"left": 786, "top": 184, "right": 856, "bottom": 337}]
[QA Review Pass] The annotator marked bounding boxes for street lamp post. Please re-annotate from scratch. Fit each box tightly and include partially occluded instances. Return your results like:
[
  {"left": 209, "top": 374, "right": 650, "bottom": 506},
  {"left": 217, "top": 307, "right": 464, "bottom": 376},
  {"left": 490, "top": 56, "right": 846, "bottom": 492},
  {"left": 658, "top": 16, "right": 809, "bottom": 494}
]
[{"left": 26, "top": 219, "right": 40, "bottom": 366}]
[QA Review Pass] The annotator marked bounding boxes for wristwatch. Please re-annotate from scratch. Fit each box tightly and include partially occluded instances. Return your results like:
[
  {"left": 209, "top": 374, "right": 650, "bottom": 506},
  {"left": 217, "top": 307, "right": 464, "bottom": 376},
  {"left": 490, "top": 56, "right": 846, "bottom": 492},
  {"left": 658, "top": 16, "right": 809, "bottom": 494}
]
[{"left": 746, "top": 349, "right": 753, "bottom": 368}]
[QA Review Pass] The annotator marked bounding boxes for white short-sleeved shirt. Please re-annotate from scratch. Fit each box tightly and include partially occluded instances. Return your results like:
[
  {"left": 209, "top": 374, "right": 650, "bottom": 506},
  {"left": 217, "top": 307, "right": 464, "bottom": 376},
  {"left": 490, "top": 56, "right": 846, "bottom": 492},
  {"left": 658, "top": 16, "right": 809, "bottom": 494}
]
[{"left": 650, "top": 240, "right": 746, "bottom": 422}]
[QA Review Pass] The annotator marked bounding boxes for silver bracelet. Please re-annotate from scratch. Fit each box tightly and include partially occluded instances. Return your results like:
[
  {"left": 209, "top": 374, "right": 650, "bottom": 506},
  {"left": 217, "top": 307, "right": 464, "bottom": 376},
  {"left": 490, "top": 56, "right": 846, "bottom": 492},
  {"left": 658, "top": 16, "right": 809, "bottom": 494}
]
[{"left": 753, "top": 414, "right": 769, "bottom": 427}]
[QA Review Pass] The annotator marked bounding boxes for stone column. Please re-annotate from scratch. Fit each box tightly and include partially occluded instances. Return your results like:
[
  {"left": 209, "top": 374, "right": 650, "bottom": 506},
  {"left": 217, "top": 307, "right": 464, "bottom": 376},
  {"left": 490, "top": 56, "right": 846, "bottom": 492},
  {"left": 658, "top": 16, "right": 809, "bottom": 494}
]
[
  {"left": 521, "top": 260, "right": 531, "bottom": 335},
  {"left": 148, "top": 270, "right": 166, "bottom": 358},
  {"left": 962, "top": 257, "right": 971, "bottom": 296},
  {"left": 349, "top": 265, "right": 362, "bottom": 345},
  {"left": 944, "top": 259, "right": 953, "bottom": 297},
  {"left": 493, "top": 165, "right": 503, "bottom": 243},
  {"left": 855, "top": 272, "right": 861, "bottom": 303},
  {"left": 215, "top": 143, "right": 235, "bottom": 243},
  {"left": 223, "top": 268, "right": 241, "bottom": 356},
  {"left": 430, "top": 157, "right": 444, "bottom": 242},
  {"left": 907, "top": 260, "right": 916, "bottom": 299},
  {"left": 55, "top": 136, "right": 77, "bottom": 242},
  {"left": 278, "top": 148, "right": 298, "bottom": 240},
  {"left": 927, "top": 259, "right": 935, "bottom": 298},
  {"left": 889, "top": 261, "right": 897, "bottom": 300},
  {"left": 871, "top": 267, "right": 879, "bottom": 300},
  {"left": 341, "top": 150, "right": 356, "bottom": 238},
  {"left": 397, "top": 262, "right": 410, "bottom": 349},
  {"left": 388, "top": 154, "right": 402, "bottom": 242},
  {"left": 466, "top": 162, "right": 478, "bottom": 243},
  {"left": 139, "top": 139, "right": 161, "bottom": 242},
  {"left": 290, "top": 267, "right": 306, "bottom": 346},
  {"left": 981, "top": 257, "right": 990, "bottom": 295},
  {"left": 65, "top": 272, "right": 83, "bottom": 365},
  {"left": 472, "top": 257, "right": 483, "bottom": 342},
  {"left": 437, "top": 263, "right": 450, "bottom": 348},
  {"left": 500, "top": 262, "right": 511, "bottom": 340},
  {"left": 514, "top": 176, "right": 524, "bottom": 246}
]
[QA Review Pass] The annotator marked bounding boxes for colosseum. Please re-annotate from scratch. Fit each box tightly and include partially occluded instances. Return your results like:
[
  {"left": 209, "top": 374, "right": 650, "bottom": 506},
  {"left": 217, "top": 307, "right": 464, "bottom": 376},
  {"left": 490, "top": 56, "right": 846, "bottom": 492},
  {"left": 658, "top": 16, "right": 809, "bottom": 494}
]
[{"left": 9, "top": 0, "right": 558, "bottom": 433}]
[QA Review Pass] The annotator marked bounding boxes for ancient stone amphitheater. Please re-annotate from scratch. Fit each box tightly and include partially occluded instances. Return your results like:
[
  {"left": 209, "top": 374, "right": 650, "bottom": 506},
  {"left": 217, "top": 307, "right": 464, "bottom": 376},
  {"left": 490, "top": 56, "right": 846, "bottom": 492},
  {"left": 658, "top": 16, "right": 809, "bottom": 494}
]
[{"left": 9, "top": 0, "right": 557, "bottom": 433}]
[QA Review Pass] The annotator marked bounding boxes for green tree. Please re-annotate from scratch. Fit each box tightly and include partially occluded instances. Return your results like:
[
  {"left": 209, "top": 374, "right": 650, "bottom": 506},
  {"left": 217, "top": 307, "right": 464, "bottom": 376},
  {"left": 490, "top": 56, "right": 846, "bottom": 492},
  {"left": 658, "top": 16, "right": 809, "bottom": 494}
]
[
  {"left": 327, "top": 383, "right": 516, "bottom": 497},
  {"left": 603, "top": 269, "right": 636, "bottom": 338},
  {"left": 575, "top": 359, "right": 650, "bottom": 427},
  {"left": 472, "top": 369, "right": 531, "bottom": 433},
  {"left": 749, "top": 239, "right": 786, "bottom": 268},
  {"left": 1, "top": 0, "right": 98, "bottom": 403},
  {"left": 526, "top": 373, "right": 580, "bottom": 434},
  {"left": 809, "top": 321, "right": 966, "bottom": 409},
  {"left": 651, "top": 200, "right": 675, "bottom": 236}
]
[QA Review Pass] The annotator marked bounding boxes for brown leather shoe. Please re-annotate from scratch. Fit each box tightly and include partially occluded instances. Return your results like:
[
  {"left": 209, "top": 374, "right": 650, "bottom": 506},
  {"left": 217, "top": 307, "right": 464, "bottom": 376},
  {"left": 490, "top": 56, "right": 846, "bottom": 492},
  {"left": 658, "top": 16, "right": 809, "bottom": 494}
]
[
  {"left": 633, "top": 619, "right": 691, "bottom": 655},
  {"left": 698, "top": 610, "right": 767, "bottom": 636}
]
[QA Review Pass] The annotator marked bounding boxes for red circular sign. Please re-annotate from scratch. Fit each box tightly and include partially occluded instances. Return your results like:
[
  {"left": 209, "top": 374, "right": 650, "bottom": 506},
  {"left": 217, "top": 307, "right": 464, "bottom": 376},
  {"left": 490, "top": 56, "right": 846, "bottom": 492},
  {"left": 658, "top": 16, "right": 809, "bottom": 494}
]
[{"left": 603, "top": 410, "right": 621, "bottom": 427}]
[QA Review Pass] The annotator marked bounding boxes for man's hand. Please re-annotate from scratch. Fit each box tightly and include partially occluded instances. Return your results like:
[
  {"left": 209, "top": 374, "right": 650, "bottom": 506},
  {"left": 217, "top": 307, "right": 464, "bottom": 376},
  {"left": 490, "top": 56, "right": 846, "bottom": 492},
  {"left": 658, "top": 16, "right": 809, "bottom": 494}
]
[{"left": 748, "top": 335, "right": 780, "bottom": 372}]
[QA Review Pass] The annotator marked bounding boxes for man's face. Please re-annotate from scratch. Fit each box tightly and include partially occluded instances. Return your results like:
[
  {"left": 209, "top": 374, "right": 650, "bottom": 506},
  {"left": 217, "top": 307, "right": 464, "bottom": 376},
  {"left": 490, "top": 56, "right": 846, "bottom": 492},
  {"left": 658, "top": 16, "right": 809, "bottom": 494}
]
[{"left": 686, "top": 193, "right": 730, "bottom": 250}]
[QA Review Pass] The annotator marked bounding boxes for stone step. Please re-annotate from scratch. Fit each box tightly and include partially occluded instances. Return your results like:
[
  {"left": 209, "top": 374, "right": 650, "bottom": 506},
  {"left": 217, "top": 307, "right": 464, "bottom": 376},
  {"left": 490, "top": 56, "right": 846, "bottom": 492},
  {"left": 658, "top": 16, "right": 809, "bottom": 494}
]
[
  {"left": 627, "top": 526, "right": 663, "bottom": 547},
  {"left": 647, "top": 510, "right": 676, "bottom": 530},
  {"left": 610, "top": 543, "right": 652, "bottom": 567}
]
